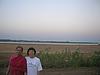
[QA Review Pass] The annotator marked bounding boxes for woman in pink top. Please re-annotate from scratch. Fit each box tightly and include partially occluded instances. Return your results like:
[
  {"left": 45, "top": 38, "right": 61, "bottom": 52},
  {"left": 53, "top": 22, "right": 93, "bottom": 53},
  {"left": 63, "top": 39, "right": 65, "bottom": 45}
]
[{"left": 6, "top": 46, "right": 27, "bottom": 75}]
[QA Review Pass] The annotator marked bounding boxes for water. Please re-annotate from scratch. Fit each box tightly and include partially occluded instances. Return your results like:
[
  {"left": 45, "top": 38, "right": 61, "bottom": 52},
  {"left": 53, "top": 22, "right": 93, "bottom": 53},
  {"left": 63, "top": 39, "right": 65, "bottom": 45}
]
[{"left": 0, "top": 42, "right": 98, "bottom": 45}]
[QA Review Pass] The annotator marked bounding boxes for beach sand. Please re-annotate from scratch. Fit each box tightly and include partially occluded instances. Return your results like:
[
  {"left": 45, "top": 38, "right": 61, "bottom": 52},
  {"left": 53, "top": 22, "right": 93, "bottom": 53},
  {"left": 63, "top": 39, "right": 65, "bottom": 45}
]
[{"left": 0, "top": 43, "right": 100, "bottom": 53}]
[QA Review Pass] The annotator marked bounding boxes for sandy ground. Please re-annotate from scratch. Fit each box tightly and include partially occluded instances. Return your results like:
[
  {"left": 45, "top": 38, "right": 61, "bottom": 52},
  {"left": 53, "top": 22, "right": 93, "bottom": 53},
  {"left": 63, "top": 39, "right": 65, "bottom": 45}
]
[
  {"left": 0, "top": 43, "right": 100, "bottom": 53},
  {"left": 0, "top": 43, "right": 100, "bottom": 60}
]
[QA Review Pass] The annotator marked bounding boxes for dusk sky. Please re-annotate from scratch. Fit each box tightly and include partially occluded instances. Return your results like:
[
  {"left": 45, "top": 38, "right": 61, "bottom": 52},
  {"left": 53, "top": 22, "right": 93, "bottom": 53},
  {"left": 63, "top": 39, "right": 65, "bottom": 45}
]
[{"left": 0, "top": 0, "right": 100, "bottom": 42}]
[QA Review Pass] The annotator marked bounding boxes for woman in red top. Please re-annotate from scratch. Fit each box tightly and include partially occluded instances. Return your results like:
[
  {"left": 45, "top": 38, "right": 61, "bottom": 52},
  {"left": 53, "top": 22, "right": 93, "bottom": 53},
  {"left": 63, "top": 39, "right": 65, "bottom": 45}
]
[{"left": 6, "top": 46, "right": 27, "bottom": 75}]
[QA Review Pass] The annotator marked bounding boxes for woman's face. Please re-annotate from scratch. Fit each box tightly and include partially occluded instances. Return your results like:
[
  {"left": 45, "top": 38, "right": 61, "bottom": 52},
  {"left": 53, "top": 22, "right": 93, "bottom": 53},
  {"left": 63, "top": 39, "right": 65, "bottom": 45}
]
[
  {"left": 16, "top": 48, "right": 23, "bottom": 55},
  {"left": 28, "top": 50, "right": 35, "bottom": 57}
]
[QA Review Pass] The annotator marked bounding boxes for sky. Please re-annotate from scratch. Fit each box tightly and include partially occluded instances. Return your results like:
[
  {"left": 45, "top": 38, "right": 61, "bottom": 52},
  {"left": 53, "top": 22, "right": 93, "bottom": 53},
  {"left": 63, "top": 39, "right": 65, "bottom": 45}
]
[{"left": 0, "top": 0, "right": 100, "bottom": 42}]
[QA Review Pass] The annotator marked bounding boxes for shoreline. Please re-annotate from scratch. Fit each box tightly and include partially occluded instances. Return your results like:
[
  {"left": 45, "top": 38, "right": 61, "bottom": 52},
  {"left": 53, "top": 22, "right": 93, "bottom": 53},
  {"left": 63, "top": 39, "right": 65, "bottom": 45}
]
[{"left": 0, "top": 41, "right": 99, "bottom": 45}]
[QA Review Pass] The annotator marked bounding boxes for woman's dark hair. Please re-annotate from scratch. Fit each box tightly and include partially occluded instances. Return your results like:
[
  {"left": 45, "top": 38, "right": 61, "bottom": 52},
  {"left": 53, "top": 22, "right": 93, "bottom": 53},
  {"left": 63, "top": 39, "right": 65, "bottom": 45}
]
[{"left": 27, "top": 47, "right": 36, "bottom": 55}]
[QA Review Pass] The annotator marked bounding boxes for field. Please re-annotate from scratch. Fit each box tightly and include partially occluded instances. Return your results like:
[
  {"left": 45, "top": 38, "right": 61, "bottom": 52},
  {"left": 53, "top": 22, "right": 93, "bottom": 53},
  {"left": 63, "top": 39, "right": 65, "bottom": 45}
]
[{"left": 0, "top": 43, "right": 100, "bottom": 75}]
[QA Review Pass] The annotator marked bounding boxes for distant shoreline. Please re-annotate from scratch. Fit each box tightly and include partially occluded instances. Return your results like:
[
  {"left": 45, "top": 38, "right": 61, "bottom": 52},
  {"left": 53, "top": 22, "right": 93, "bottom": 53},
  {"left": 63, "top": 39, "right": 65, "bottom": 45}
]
[
  {"left": 0, "top": 39, "right": 99, "bottom": 45},
  {"left": 0, "top": 39, "right": 99, "bottom": 43},
  {"left": 0, "top": 41, "right": 99, "bottom": 45}
]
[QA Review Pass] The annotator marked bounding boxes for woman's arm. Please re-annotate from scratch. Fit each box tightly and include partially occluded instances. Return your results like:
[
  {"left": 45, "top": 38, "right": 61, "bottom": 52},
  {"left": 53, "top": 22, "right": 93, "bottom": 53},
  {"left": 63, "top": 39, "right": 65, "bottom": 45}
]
[
  {"left": 24, "top": 72, "right": 27, "bottom": 75},
  {"left": 6, "top": 65, "right": 10, "bottom": 75}
]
